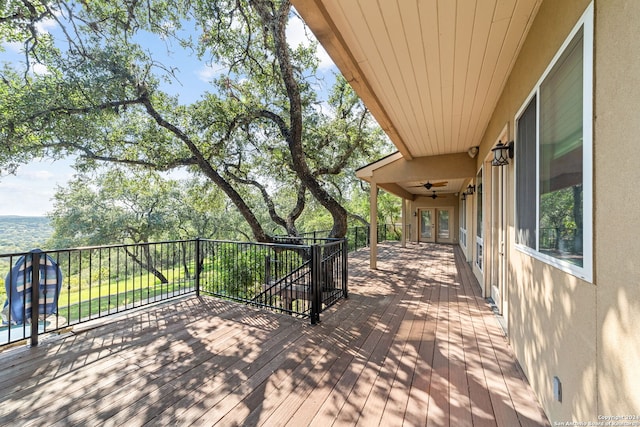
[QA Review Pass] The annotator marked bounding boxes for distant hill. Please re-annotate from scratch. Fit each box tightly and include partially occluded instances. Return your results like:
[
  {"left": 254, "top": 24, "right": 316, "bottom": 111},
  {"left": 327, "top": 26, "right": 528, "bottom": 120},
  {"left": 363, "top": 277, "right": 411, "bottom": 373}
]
[{"left": 0, "top": 216, "right": 53, "bottom": 254}]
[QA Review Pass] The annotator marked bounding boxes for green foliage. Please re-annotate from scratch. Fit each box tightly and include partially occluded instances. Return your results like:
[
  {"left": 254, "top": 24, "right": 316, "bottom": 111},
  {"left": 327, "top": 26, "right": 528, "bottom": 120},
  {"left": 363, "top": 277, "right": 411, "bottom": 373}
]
[
  {"left": 540, "top": 186, "right": 580, "bottom": 234},
  {"left": 0, "top": 216, "right": 53, "bottom": 253},
  {"left": 0, "top": 0, "right": 393, "bottom": 241},
  {"left": 207, "top": 243, "right": 267, "bottom": 299},
  {"left": 47, "top": 168, "right": 179, "bottom": 247}
]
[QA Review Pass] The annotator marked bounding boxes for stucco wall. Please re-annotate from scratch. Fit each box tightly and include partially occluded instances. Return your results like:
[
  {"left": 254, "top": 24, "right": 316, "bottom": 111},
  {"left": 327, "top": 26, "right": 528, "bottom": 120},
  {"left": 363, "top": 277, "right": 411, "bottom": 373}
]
[
  {"left": 475, "top": 0, "right": 599, "bottom": 422},
  {"left": 594, "top": 0, "right": 640, "bottom": 417}
]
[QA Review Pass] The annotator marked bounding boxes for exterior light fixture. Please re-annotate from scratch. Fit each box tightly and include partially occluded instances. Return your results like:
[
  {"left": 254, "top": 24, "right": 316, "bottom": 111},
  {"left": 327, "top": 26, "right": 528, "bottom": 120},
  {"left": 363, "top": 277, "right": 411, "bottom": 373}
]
[
  {"left": 491, "top": 140, "right": 514, "bottom": 166},
  {"left": 465, "top": 184, "right": 476, "bottom": 195}
]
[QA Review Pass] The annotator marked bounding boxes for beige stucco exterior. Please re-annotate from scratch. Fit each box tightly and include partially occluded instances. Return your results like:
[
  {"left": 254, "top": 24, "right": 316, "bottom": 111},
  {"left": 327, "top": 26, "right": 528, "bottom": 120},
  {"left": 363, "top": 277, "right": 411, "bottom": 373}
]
[
  {"left": 297, "top": 0, "right": 640, "bottom": 422},
  {"left": 475, "top": 0, "right": 596, "bottom": 422},
  {"left": 472, "top": 0, "right": 640, "bottom": 421},
  {"left": 594, "top": 0, "right": 640, "bottom": 417}
]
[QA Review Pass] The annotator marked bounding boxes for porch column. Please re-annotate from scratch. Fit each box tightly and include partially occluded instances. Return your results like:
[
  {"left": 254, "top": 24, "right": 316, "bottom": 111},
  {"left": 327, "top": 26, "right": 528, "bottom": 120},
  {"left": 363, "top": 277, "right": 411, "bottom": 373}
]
[
  {"left": 401, "top": 198, "right": 407, "bottom": 247},
  {"left": 370, "top": 181, "right": 378, "bottom": 269}
]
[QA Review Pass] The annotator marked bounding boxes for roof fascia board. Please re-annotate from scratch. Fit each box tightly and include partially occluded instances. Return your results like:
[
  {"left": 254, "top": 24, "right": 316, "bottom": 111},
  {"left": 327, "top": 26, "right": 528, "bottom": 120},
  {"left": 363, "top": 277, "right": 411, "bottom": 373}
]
[{"left": 355, "top": 151, "right": 404, "bottom": 180}]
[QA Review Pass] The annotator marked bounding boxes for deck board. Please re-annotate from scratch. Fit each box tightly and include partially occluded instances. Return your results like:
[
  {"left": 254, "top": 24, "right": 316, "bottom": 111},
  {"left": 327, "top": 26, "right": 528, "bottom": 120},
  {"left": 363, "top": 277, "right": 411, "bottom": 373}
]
[{"left": 0, "top": 243, "right": 549, "bottom": 427}]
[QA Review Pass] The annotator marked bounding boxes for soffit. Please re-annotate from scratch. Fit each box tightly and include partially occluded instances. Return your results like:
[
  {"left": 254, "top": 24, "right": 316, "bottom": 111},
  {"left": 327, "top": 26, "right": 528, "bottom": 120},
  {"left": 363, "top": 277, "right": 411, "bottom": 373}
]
[
  {"left": 293, "top": 0, "right": 542, "bottom": 160},
  {"left": 355, "top": 152, "right": 476, "bottom": 199}
]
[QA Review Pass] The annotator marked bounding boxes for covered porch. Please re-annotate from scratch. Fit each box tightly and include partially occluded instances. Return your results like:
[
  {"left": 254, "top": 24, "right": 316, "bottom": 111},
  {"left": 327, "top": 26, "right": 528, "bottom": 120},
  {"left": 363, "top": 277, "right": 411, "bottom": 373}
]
[{"left": 0, "top": 243, "right": 548, "bottom": 426}]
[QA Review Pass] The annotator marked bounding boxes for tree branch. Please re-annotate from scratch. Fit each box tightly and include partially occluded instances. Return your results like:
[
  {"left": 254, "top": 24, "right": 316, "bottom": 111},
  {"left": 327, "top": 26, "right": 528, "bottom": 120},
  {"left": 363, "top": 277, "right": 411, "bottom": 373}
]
[
  {"left": 225, "top": 168, "right": 289, "bottom": 232},
  {"left": 251, "top": 0, "right": 348, "bottom": 238},
  {"left": 138, "top": 90, "right": 273, "bottom": 242},
  {"left": 348, "top": 212, "right": 369, "bottom": 227},
  {"left": 24, "top": 98, "right": 147, "bottom": 122},
  {"left": 287, "top": 185, "right": 306, "bottom": 224},
  {"left": 39, "top": 141, "right": 197, "bottom": 171},
  {"left": 223, "top": 109, "right": 290, "bottom": 144},
  {"left": 313, "top": 108, "right": 370, "bottom": 176}
]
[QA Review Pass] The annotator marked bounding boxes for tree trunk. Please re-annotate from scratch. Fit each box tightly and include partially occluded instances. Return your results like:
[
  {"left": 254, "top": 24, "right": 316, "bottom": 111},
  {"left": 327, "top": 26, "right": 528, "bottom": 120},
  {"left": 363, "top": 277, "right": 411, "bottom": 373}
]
[
  {"left": 253, "top": 0, "right": 348, "bottom": 239},
  {"left": 124, "top": 245, "right": 169, "bottom": 284}
]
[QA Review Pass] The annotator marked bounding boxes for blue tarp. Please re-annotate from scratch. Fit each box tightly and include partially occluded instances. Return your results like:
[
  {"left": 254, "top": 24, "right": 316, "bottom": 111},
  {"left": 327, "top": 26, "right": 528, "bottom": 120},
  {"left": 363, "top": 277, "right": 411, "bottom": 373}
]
[{"left": 2, "top": 250, "right": 63, "bottom": 325}]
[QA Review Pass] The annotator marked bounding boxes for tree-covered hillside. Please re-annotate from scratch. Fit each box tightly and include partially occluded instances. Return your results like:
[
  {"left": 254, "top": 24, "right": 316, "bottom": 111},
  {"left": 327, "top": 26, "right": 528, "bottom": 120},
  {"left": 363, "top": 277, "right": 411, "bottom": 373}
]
[{"left": 0, "top": 216, "right": 52, "bottom": 254}]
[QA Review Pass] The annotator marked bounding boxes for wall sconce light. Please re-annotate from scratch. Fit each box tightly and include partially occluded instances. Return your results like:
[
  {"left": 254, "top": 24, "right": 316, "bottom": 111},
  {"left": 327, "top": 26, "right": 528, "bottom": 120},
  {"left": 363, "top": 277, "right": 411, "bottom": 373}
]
[
  {"left": 491, "top": 140, "right": 514, "bottom": 166},
  {"left": 465, "top": 184, "right": 475, "bottom": 195}
]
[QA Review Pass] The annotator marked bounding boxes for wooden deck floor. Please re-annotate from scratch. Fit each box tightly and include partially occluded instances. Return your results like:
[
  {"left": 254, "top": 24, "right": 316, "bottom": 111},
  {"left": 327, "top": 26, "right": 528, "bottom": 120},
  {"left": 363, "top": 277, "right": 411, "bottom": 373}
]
[{"left": 0, "top": 243, "right": 549, "bottom": 426}]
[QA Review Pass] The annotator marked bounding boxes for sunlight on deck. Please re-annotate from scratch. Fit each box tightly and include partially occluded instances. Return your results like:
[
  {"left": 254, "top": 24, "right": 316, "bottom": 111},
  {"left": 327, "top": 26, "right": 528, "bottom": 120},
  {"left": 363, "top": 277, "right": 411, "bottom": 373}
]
[{"left": 0, "top": 243, "right": 549, "bottom": 426}]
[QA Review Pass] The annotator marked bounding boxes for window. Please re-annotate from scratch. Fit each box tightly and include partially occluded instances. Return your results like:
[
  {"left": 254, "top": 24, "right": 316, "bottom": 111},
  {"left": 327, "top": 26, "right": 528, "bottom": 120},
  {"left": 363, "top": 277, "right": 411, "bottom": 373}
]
[
  {"left": 516, "top": 97, "right": 537, "bottom": 250},
  {"left": 514, "top": 4, "right": 592, "bottom": 281},
  {"left": 476, "top": 169, "right": 483, "bottom": 271},
  {"left": 460, "top": 197, "right": 467, "bottom": 247},
  {"left": 476, "top": 170, "right": 483, "bottom": 240},
  {"left": 438, "top": 210, "right": 450, "bottom": 239}
]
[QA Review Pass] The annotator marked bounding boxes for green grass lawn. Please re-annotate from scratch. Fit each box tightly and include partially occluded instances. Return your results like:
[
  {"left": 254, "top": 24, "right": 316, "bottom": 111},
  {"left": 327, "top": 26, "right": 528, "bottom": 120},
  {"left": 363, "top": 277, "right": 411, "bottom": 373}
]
[
  {"left": 1, "top": 265, "right": 196, "bottom": 326},
  {"left": 57, "top": 280, "right": 195, "bottom": 324}
]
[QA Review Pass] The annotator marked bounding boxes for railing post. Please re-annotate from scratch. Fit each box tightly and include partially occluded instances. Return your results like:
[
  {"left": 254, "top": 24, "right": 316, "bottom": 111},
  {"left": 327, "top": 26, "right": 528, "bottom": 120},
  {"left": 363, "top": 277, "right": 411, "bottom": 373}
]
[
  {"left": 195, "top": 238, "right": 201, "bottom": 297},
  {"left": 310, "top": 245, "right": 321, "bottom": 325},
  {"left": 265, "top": 255, "right": 271, "bottom": 287},
  {"left": 341, "top": 238, "right": 348, "bottom": 299},
  {"left": 30, "top": 250, "right": 41, "bottom": 347}
]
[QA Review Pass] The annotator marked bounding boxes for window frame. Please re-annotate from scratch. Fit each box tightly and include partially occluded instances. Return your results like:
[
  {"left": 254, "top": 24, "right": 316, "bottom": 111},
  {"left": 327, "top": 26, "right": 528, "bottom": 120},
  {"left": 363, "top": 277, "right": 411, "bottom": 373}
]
[
  {"left": 459, "top": 195, "right": 467, "bottom": 247},
  {"left": 513, "top": 2, "right": 593, "bottom": 282},
  {"left": 476, "top": 168, "right": 483, "bottom": 272}
]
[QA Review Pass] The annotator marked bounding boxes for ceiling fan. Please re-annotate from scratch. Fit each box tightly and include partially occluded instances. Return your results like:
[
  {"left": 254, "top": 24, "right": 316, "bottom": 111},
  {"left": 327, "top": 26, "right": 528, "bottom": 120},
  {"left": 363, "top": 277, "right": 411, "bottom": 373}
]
[{"left": 410, "top": 181, "right": 448, "bottom": 190}]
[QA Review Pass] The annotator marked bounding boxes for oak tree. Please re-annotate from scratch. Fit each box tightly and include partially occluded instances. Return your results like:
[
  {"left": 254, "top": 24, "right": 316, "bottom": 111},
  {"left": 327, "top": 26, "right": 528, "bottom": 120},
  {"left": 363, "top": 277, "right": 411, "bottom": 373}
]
[{"left": 1, "top": 0, "right": 391, "bottom": 240}]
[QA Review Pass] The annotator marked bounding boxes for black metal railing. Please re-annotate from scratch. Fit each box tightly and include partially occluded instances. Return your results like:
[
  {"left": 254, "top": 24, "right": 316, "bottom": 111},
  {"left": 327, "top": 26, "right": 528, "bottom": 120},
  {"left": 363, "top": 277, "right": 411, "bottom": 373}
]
[
  {"left": 0, "top": 223, "right": 408, "bottom": 348},
  {"left": 301, "top": 223, "right": 408, "bottom": 252},
  {"left": 0, "top": 236, "right": 349, "bottom": 347},
  {"left": 0, "top": 241, "right": 196, "bottom": 347},
  {"left": 197, "top": 237, "right": 347, "bottom": 325}
]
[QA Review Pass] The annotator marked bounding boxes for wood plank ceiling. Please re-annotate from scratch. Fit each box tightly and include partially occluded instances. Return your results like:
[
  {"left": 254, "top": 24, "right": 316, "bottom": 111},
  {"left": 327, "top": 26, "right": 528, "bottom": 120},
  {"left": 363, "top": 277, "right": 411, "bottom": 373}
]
[{"left": 293, "top": 0, "right": 542, "bottom": 161}]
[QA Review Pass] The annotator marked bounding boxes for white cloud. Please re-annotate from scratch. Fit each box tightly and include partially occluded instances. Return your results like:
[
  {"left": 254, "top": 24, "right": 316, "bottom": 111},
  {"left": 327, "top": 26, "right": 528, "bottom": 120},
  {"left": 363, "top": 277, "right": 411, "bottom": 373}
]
[
  {"left": 0, "top": 159, "right": 75, "bottom": 216},
  {"left": 2, "top": 41, "right": 22, "bottom": 53},
  {"left": 286, "top": 16, "right": 309, "bottom": 48},
  {"left": 36, "top": 18, "right": 58, "bottom": 34},
  {"left": 23, "top": 170, "right": 55, "bottom": 180},
  {"left": 31, "top": 62, "right": 51, "bottom": 76},
  {"left": 315, "top": 45, "right": 334, "bottom": 71},
  {"left": 196, "top": 63, "right": 226, "bottom": 82},
  {"left": 35, "top": 9, "right": 62, "bottom": 35},
  {"left": 287, "top": 14, "right": 335, "bottom": 71}
]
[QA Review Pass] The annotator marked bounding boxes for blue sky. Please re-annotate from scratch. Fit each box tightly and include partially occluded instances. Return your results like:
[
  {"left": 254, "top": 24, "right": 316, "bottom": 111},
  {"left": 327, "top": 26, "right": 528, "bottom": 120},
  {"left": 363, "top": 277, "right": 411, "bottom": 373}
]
[{"left": 0, "top": 10, "right": 335, "bottom": 217}]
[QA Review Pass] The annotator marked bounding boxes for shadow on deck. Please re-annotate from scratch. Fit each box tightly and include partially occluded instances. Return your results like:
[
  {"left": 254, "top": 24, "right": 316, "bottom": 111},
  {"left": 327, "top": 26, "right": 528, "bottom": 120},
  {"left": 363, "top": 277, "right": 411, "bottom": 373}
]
[{"left": 0, "top": 243, "right": 549, "bottom": 426}]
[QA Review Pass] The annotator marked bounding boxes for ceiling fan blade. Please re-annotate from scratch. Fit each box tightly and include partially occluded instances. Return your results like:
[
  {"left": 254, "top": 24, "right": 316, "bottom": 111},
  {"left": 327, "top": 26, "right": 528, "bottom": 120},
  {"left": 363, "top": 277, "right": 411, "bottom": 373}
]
[{"left": 407, "top": 180, "right": 448, "bottom": 189}]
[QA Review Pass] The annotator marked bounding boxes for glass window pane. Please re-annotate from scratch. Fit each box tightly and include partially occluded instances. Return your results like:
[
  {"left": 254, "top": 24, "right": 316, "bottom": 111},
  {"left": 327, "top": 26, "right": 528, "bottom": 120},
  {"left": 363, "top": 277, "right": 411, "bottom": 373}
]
[
  {"left": 461, "top": 199, "right": 466, "bottom": 229},
  {"left": 438, "top": 210, "right": 449, "bottom": 239},
  {"left": 420, "top": 210, "right": 432, "bottom": 239},
  {"left": 539, "top": 29, "right": 584, "bottom": 267},
  {"left": 476, "top": 169, "right": 483, "bottom": 238},
  {"left": 516, "top": 96, "right": 537, "bottom": 249}
]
